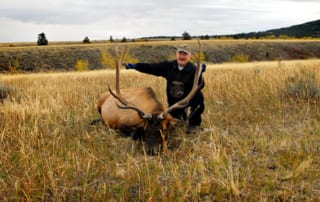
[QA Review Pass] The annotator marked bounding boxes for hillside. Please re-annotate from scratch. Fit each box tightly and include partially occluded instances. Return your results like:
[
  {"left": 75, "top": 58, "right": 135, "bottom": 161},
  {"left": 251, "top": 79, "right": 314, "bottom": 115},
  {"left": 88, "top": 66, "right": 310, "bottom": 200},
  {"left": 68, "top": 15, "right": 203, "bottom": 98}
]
[
  {"left": 230, "top": 19, "right": 320, "bottom": 39},
  {"left": 0, "top": 40, "right": 320, "bottom": 73}
]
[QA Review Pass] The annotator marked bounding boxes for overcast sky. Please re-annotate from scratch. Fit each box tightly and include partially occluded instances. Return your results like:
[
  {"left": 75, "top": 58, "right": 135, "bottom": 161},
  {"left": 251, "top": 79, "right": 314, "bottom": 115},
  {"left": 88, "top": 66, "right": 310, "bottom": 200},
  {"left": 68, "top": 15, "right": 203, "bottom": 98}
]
[{"left": 1, "top": 0, "right": 319, "bottom": 42}]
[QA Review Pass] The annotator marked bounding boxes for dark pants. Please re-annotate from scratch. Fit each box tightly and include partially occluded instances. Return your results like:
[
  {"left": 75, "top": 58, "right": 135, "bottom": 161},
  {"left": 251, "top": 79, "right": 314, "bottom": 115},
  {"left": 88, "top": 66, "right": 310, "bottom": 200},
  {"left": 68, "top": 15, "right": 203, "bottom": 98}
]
[{"left": 169, "top": 92, "right": 205, "bottom": 126}]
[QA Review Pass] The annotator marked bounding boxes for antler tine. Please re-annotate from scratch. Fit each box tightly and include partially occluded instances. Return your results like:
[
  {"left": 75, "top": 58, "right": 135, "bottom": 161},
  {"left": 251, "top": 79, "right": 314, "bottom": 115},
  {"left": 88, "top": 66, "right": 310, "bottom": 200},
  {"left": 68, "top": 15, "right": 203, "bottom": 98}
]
[
  {"left": 195, "top": 39, "right": 202, "bottom": 85},
  {"left": 120, "top": 45, "right": 128, "bottom": 66},
  {"left": 108, "top": 84, "right": 128, "bottom": 106},
  {"left": 114, "top": 43, "right": 120, "bottom": 94},
  {"left": 159, "top": 39, "right": 204, "bottom": 119},
  {"left": 114, "top": 43, "right": 128, "bottom": 94},
  {"left": 116, "top": 104, "right": 152, "bottom": 119}
]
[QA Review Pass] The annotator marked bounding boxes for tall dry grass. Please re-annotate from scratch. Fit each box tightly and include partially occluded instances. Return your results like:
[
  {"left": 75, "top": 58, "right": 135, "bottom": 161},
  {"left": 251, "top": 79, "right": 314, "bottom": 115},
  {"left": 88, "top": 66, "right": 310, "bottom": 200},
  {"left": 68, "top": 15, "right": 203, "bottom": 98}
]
[{"left": 1, "top": 59, "right": 320, "bottom": 201}]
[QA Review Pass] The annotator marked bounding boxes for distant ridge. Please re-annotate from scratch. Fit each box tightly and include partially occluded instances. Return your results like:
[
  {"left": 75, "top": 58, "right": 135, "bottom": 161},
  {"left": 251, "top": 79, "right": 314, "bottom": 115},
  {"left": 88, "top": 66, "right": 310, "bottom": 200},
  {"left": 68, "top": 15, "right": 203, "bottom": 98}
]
[
  {"left": 228, "top": 19, "right": 320, "bottom": 39},
  {"left": 140, "top": 19, "right": 320, "bottom": 40}
]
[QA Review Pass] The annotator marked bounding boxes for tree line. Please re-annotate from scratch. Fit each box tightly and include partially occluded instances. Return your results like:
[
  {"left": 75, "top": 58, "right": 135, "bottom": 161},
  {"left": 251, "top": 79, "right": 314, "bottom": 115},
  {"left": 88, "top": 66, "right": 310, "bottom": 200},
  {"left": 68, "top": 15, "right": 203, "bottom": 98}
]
[{"left": 36, "top": 19, "right": 320, "bottom": 46}]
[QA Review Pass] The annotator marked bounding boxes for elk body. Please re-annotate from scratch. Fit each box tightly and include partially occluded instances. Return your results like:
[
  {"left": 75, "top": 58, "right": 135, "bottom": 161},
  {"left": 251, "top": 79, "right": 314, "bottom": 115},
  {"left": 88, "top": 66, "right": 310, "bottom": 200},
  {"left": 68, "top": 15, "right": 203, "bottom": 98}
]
[
  {"left": 97, "top": 42, "right": 203, "bottom": 154},
  {"left": 98, "top": 87, "right": 179, "bottom": 153}
]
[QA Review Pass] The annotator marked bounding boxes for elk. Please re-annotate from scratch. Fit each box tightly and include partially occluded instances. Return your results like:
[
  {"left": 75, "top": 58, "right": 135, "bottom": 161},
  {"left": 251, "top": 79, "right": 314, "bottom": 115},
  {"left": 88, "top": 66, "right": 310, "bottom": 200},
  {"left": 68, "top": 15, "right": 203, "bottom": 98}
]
[{"left": 97, "top": 41, "right": 203, "bottom": 154}]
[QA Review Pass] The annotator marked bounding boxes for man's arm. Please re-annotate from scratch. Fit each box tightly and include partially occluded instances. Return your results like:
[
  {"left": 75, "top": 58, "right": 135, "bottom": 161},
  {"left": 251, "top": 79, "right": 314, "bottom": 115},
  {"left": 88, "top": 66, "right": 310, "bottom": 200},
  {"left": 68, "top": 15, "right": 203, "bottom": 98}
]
[
  {"left": 199, "top": 64, "right": 206, "bottom": 90},
  {"left": 125, "top": 61, "right": 171, "bottom": 77}
]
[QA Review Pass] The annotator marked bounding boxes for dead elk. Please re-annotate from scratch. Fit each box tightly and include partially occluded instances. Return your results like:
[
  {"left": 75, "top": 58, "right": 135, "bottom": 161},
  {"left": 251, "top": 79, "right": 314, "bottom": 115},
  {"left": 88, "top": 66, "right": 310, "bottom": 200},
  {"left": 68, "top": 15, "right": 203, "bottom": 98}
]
[{"left": 97, "top": 42, "right": 203, "bottom": 154}]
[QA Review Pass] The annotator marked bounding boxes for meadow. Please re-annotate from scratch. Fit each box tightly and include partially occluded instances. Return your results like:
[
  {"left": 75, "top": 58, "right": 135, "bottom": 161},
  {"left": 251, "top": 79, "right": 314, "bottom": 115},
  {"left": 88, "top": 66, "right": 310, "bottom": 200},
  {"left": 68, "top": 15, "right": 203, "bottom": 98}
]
[{"left": 1, "top": 58, "right": 320, "bottom": 201}]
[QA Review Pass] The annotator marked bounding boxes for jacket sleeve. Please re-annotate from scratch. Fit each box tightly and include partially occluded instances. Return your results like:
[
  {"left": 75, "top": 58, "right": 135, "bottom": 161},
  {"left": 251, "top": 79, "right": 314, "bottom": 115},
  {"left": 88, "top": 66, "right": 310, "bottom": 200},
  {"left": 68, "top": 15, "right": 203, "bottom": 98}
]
[
  {"left": 199, "top": 72, "right": 205, "bottom": 90},
  {"left": 134, "top": 61, "right": 170, "bottom": 78}
]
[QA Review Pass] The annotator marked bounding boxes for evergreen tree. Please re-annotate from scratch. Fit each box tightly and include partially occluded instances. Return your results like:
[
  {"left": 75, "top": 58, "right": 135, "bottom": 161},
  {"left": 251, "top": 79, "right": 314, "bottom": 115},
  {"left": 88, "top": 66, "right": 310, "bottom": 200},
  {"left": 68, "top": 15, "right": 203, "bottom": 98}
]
[
  {"left": 182, "top": 31, "right": 192, "bottom": 40},
  {"left": 37, "top": 32, "right": 48, "bottom": 45},
  {"left": 121, "top": 37, "right": 127, "bottom": 42},
  {"left": 110, "top": 35, "right": 114, "bottom": 43},
  {"left": 83, "top": 36, "right": 90, "bottom": 44}
]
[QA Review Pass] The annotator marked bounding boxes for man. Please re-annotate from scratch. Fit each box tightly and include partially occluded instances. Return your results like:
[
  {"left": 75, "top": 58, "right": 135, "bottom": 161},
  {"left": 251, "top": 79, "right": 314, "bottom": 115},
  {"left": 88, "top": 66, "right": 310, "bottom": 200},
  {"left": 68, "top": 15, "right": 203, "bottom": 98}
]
[{"left": 125, "top": 44, "right": 205, "bottom": 134}]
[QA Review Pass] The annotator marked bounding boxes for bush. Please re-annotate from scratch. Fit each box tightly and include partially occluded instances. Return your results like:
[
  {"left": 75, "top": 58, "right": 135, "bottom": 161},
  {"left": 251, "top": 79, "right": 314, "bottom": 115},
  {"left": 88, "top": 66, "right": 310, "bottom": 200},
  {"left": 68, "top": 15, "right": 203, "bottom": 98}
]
[
  {"left": 285, "top": 69, "right": 320, "bottom": 100},
  {"left": 37, "top": 32, "right": 48, "bottom": 46},
  {"left": 182, "top": 31, "right": 192, "bottom": 40},
  {"left": 121, "top": 37, "right": 127, "bottom": 43},
  {"left": 75, "top": 59, "right": 89, "bottom": 71},
  {"left": 0, "top": 82, "right": 11, "bottom": 103},
  {"left": 231, "top": 54, "right": 249, "bottom": 63},
  {"left": 7, "top": 59, "right": 20, "bottom": 73},
  {"left": 83, "top": 36, "right": 91, "bottom": 44},
  {"left": 191, "top": 51, "right": 207, "bottom": 63},
  {"left": 101, "top": 49, "right": 139, "bottom": 69}
]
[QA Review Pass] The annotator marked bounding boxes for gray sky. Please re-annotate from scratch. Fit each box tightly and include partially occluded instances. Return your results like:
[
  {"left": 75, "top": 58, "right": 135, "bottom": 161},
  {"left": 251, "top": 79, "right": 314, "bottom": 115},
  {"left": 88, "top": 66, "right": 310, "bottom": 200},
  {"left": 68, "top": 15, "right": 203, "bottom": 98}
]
[{"left": 1, "top": 0, "right": 319, "bottom": 42}]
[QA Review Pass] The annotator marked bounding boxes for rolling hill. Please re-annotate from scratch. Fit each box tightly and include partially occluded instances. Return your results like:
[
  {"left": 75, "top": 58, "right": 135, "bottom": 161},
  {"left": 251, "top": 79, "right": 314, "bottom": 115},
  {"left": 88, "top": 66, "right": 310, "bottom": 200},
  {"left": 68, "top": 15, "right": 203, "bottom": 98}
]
[
  {"left": 230, "top": 19, "right": 320, "bottom": 39},
  {"left": 1, "top": 40, "right": 320, "bottom": 73}
]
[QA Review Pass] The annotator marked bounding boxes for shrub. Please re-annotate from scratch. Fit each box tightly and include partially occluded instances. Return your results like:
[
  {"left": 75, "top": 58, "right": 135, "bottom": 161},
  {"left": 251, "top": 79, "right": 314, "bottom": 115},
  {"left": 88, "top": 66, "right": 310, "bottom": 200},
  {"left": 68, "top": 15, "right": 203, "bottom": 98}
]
[
  {"left": 101, "top": 49, "right": 139, "bottom": 69},
  {"left": 231, "top": 54, "right": 249, "bottom": 63},
  {"left": 285, "top": 69, "right": 320, "bottom": 100},
  {"left": 37, "top": 32, "right": 48, "bottom": 46},
  {"left": 121, "top": 37, "right": 127, "bottom": 42},
  {"left": 279, "top": 34, "right": 292, "bottom": 39},
  {"left": 182, "top": 31, "right": 192, "bottom": 40},
  {"left": 191, "top": 51, "right": 207, "bottom": 63},
  {"left": 199, "top": 35, "right": 210, "bottom": 40},
  {"left": 75, "top": 59, "right": 89, "bottom": 71},
  {"left": 109, "top": 36, "right": 114, "bottom": 43},
  {"left": 83, "top": 36, "right": 90, "bottom": 44},
  {"left": 5, "top": 59, "right": 20, "bottom": 73},
  {"left": 0, "top": 82, "right": 11, "bottom": 103}
]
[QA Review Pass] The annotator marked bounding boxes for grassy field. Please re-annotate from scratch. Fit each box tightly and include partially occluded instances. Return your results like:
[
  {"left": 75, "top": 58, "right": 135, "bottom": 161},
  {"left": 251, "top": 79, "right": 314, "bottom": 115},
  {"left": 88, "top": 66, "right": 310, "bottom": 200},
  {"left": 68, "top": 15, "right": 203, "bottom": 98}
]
[{"left": 1, "top": 59, "right": 320, "bottom": 201}]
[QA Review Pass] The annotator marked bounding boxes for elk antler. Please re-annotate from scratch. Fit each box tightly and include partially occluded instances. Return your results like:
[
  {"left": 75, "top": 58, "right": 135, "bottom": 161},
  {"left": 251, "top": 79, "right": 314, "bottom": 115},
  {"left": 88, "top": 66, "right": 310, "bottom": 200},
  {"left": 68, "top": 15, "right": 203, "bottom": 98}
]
[
  {"left": 114, "top": 43, "right": 127, "bottom": 94},
  {"left": 108, "top": 44, "right": 152, "bottom": 120},
  {"left": 158, "top": 39, "right": 204, "bottom": 120},
  {"left": 108, "top": 85, "right": 152, "bottom": 119}
]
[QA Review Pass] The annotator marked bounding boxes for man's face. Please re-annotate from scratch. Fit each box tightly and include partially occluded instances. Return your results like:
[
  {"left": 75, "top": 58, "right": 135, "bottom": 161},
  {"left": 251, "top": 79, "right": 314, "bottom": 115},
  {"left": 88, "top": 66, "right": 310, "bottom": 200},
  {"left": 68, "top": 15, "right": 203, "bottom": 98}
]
[{"left": 176, "top": 51, "right": 191, "bottom": 67}]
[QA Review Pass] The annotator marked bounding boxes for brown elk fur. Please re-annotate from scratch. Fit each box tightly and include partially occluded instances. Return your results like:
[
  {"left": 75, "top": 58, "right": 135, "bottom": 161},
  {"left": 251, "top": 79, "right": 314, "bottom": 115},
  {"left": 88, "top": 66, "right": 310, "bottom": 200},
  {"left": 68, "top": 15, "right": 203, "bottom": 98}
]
[{"left": 98, "top": 87, "right": 170, "bottom": 128}]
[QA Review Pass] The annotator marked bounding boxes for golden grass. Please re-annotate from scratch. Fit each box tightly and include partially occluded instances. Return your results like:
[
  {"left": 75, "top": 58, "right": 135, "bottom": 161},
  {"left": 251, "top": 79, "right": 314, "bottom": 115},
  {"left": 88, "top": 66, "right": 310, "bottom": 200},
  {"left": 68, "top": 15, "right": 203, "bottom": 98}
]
[
  {"left": 1, "top": 59, "right": 320, "bottom": 201},
  {"left": 208, "top": 58, "right": 320, "bottom": 70}
]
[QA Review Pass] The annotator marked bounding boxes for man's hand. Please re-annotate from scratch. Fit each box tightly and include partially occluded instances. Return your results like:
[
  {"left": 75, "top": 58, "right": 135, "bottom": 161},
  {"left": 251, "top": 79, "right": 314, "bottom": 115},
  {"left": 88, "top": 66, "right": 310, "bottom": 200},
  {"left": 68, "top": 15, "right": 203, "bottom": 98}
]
[
  {"left": 124, "top": 63, "right": 137, "bottom": 69},
  {"left": 201, "top": 64, "right": 206, "bottom": 72}
]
